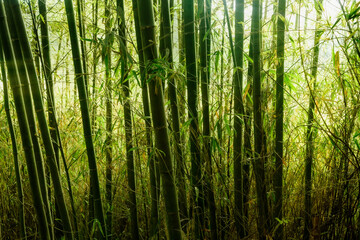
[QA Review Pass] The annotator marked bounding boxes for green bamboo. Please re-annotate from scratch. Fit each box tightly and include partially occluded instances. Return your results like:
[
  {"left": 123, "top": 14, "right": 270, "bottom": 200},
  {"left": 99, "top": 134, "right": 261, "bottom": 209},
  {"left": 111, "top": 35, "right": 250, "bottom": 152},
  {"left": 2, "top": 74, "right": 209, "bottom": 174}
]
[
  {"left": 160, "top": 0, "right": 188, "bottom": 224},
  {"left": 89, "top": 0, "right": 98, "bottom": 232},
  {"left": 0, "top": 42, "right": 26, "bottom": 240},
  {"left": 38, "top": 0, "right": 58, "bottom": 166},
  {"left": 198, "top": 0, "right": 218, "bottom": 238},
  {"left": 233, "top": 0, "right": 246, "bottom": 236},
  {"left": 118, "top": 0, "right": 140, "bottom": 239},
  {"left": 304, "top": 1, "right": 322, "bottom": 239},
  {"left": 183, "top": 0, "right": 204, "bottom": 238},
  {"left": 204, "top": 4, "right": 217, "bottom": 236},
  {"left": 76, "top": 0, "right": 88, "bottom": 93},
  {"left": 29, "top": 2, "right": 80, "bottom": 237},
  {"left": 205, "top": 0, "right": 211, "bottom": 77},
  {"left": 131, "top": 0, "right": 160, "bottom": 237},
  {"left": 218, "top": 16, "right": 226, "bottom": 240},
  {"left": 274, "top": 0, "right": 286, "bottom": 237},
  {"left": 104, "top": 0, "right": 113, "bottom": 239},
  {"left": 137, "top": 0, "right": 182, "bottom": 239},
  {"left": 37, "top": 0, "right": 62, "bottom": 236},
  {"left": 63, "top": 0, "right": 107, "bottom": 237},
  {"left": 0, "top": 2, "right": 50, "bottom": 239},
  {"left": 4, "top": 5, "right": 54, "bottom": 238},
  {"left": 222, "top": 1, "right": 248, "bottom": 237},
  {"left": 243, "top": 18, "right": 254, "bottom": 236},
  {"left": 5, "top": 0, "right": 76, "bottom": 238},
  {"left": 91, "top": 0, "right": 98, "bottom": 128},
  {"left": 5, "top": 3, "right": 55, "bottom": 239},
  {"left": 250, "top": 0, "right": 270, "bottom": 237}
]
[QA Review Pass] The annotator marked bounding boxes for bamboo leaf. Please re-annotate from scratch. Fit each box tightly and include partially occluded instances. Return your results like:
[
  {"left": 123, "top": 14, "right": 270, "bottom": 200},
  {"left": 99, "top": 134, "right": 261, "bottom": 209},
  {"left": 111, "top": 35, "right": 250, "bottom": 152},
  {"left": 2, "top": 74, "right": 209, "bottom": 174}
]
[
  {"left": 331, "top": 18, "right": 341, "bottom": 29},
  {"left": 284, "top": 73, "right": 295, "bottom": 91},
  {"left": 39, "top": 14, "right": 45, "bottom": 24},
  {"left": 81, "top": 38, "right": 96, "bottom": 43},
  {"left": 244, "top": 51, "right": 253, "bottom": 64},
  {"left": 348, "top": 5, "right": 360, "bottom": 20}
]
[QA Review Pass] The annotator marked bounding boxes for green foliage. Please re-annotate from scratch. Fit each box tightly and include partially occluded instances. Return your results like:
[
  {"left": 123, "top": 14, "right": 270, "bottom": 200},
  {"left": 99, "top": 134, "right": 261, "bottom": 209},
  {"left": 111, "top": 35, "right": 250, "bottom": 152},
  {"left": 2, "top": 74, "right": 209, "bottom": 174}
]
[{"left": 1, "top": 0, "right": 360, "bottom": 239}]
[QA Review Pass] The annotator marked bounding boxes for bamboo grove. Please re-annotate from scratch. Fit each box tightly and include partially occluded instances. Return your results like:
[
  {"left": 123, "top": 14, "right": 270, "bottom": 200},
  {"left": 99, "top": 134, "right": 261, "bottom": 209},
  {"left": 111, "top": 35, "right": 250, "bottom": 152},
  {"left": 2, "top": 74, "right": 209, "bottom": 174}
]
[{"left": 0, "top": 0, "right": 359, "bottom": 239}]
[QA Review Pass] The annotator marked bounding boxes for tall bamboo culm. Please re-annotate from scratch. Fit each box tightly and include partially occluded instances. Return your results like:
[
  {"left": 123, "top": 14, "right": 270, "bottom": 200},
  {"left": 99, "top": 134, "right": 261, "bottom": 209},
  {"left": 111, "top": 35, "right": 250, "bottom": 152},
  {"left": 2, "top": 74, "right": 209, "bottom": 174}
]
[
  {"left": 183, "top": 0, "right": 204, "bottom": 238},
  {"left": 104, "top": 0, "right": 113, "bottom": 238},
  {"left": 0, "top": 41, "right": 26, "bottom": 240},
  {"left": 0, "top": 2, "right": 51, "bottom": 239},
  {"left": 159, "top": 0, "right": 189, "bottom": 226},
  {"left": 250, "top": 0, "right": 270, "bottom": 237},
  {"left": 63, "top": 0, "right": 107, "bottom": 237},
  {"left": 274, "top": 0, "right": 286, "bottom": 237},
  {"left": 8, "top": 0, "right": 76, "bottom": 237},
  {"left": 131, "top": 0, "right": 160, "bottom": 238},
  {"left": 137, "top": 0, "right": 183, "bottom": 239},
  {"left": 233, "top": 0, "right": 245, "bottom": 237},
  {"left": 2, "top": 0, "right": 77, "bottom": 238},
  {"left": 4, "top": 3, "right": 54, "bottom": 237},
  {"left": 303, "top": 1, "right": 323, "bottom": 239},
  {"left": 118, "top": 0, "right": 140, "bottom": 239}
]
